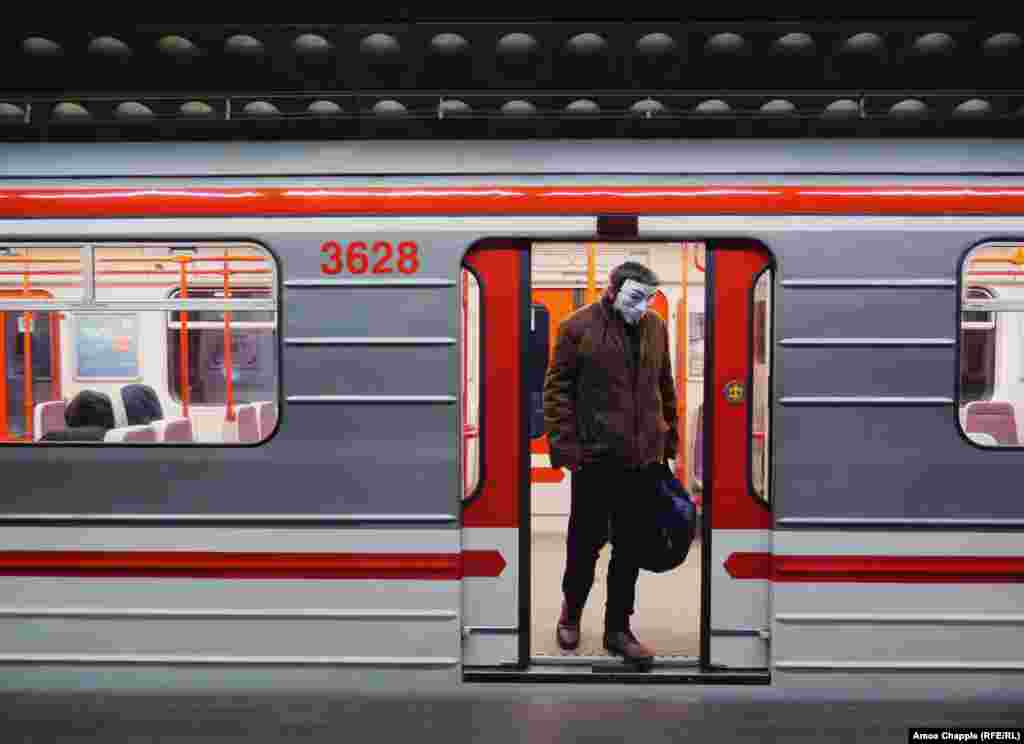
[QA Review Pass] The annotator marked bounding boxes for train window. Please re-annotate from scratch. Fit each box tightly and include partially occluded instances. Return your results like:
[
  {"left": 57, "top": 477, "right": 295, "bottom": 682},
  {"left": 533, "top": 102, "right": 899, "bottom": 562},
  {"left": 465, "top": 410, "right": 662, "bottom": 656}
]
[
  {"left": 751, "top": 268, "right": 772, "bottom": 503},
  {"left": 166, "top": 287, "right": 277, "bottom": 409},
  {"left": 960, "top": 286, "right": 996, "bottom": 406},
  {"left": 0, "top": 242, "right": 278, "bottom": 445},
  {"left": 462, "top": 268, "right": 482, "bottom": 499},
  {"left": 959, "top": 243, "right": 1024, "bottom": 447}
]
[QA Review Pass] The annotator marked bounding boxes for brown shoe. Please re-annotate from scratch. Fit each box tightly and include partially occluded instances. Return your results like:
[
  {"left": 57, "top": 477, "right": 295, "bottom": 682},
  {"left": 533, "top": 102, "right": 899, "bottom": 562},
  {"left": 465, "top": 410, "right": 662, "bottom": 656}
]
[
  {"left": 556, "top": 601, "right": 580, "bottom": 651},
  {"left": 603, "top": 630, "right": 654, "bottom": 666}
]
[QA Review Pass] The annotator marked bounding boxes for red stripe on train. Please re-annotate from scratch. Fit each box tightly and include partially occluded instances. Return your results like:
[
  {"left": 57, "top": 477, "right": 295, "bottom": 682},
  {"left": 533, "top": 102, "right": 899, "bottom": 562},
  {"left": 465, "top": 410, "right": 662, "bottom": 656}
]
[
  {"left": 7, "top": 186, "right": 1024, "bottom": 217},
  {"left": 726, "top": 552, "right": 1024, "bottom": 583},
  {"left": 0, "top": 550, "right": 506, "bottom": 580}
]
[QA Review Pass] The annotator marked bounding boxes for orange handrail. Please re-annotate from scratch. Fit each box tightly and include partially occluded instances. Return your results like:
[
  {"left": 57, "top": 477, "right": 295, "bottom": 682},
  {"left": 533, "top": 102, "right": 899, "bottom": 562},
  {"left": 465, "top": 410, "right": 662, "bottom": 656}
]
[
  {"left": 586, "top": 243, "right": 598, "bottom": 304},
  {"left": 22, "top": 311, "right": 32, "bottom": 440},
  {"left": 0, "top": 310, "right": 6, "bottom": 440},
  {"left": 223, "top": 254, "right": 235, "bottom": 423},
  {"left": 0, "top": 269, "right": 270, "bottom": 276},
  {"left": 177, "top": 256, "right": 190, "bottom": 419},
  {"left": 20, "top": 268, "right": 33, "bottom": 440},
  {"left": 96, "top": 256, "right": 267, "bottom": 263},
  {"left": 0, "top": 258, "right": 81, "bottom": 263},
  {"left": 48, "top": 312, "right": 61, "bottom": 402},
  {"left": 970, "top": 248, "right": 1024, "bottom": 266},
  {"left": 677, "top": 242, "right": 689, "bottom": 482}
]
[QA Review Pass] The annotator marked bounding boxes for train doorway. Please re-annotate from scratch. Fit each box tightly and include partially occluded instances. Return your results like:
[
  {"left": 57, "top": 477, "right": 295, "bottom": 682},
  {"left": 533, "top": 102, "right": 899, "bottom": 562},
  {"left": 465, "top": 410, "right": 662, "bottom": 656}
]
[{"left": 462, "top": 239, "right": 773, "bottom": 682}]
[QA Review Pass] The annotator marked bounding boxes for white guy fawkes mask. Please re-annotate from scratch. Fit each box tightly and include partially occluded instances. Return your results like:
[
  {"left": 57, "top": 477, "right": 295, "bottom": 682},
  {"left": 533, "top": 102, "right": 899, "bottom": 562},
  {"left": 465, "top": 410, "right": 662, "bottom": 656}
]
[{"left": 613, "top": 279, "right": 657, "bottom": 325}]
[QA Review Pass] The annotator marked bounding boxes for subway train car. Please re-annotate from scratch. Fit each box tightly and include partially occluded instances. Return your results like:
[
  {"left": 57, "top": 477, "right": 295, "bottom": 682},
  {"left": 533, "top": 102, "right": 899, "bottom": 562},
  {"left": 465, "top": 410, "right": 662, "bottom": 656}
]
[{"left": 0, "top": 139, "right": 1022, "bottom": 693}]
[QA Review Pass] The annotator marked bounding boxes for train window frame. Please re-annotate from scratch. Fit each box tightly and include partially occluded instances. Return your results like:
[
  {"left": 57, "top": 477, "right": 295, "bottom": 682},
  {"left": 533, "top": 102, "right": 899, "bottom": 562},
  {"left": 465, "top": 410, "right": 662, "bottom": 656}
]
[
  {"left": 748, "top": 264, "right": 773, "bottom": 506},
  {"left": 461, "top": 264, "right": 484, "bottom": 502},
  {"left": 0, "top": 240, "right": 280, "bottom": 446},
  {"left": 957, "top": 241, "right": 1024, "bottom": 449}
]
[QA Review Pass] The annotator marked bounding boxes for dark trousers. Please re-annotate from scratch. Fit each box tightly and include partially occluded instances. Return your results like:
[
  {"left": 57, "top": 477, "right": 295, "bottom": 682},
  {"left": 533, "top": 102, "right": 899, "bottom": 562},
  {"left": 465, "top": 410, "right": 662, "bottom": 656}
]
[{"left": 561, "top": 461, "right": 655, "bottom": 632}]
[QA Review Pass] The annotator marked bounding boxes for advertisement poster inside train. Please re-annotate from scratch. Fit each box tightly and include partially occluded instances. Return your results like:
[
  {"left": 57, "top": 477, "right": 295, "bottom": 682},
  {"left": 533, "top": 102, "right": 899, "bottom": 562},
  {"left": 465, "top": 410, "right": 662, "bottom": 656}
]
[{"left": 74, "top": 313, "right": 140, "bottom": 380}]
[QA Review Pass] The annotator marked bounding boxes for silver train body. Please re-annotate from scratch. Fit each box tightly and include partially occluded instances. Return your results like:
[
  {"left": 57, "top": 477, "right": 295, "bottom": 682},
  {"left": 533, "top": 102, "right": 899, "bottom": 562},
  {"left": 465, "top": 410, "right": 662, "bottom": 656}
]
[{"left": 0, "top": 139, "right": 1021, "bottom": 693}]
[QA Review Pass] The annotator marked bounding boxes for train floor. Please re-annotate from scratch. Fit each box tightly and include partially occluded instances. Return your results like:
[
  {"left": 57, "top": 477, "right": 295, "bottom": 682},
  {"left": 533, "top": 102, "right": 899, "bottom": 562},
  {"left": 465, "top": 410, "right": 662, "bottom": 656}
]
[{"left": 530, "top": 517, "right": 702, "bottom": 659}]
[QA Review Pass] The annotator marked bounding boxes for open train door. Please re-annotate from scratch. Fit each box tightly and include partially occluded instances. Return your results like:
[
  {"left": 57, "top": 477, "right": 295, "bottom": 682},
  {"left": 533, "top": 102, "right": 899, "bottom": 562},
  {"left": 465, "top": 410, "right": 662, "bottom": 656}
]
[
  {"left": 460, "top": 243, "right": 530, "bottom": 669},
  {"left": 705, "top": 241, "right": 774, "bottom": 670}
]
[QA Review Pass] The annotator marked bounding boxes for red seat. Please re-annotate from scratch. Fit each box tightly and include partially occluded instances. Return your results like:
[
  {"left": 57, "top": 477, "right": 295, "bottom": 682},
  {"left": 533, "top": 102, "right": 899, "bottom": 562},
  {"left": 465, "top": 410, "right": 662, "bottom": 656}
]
[{"left": 965, "top": 401, "right": 1019, "bottom": 445}]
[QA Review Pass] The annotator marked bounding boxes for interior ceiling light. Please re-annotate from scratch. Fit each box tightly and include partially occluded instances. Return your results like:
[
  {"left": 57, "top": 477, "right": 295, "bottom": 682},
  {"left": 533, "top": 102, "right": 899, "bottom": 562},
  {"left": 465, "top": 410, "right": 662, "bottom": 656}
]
[
  {"left": 52, "top": 102, "right": 90, "bottom": 120},
  {"left": 566, "top": 33, "right": 607, "bottom": 56},
  {"left": 635, "top": 33, "right": 676, "bottom": 56},
  {"left": 822, "top": 99, "right": 860, "bottom": 119},
  {"left": 115, "top": 101, "right": 154, "bottom": 119},
  {"left": 913, "top": 32, "right": 955, "bottom": 56},
  {"left": 88, "top": 36, "right": 132, "bottom": 57},
  {"left": 772, "top": 33, "right": 815, "bottom": 56},
  {"left": 889, "top": 99, "right": 928, "bottom": 118},
  {"left": 372, "top": 100, "right": 407, "bottom": 116},
  {"left": 23, "top": 37, "right": 62, "bottom": 56},
  {"left": 841, "top": 32, "right": 884, "bottom": 56},
  {"left": 431, "top": 33, "right": 469, "bottom": 56},
  {"left": 501, "top": 100, "right": 536, "bottom": 115},
  {"left": 293, "top": 33, "right": 331, "bottom": 56},
  {"left": 243, "top": 101, "right": 280, "bottom": 116},
  {"left": 225, "top": 35, "right": 265, "bottom": 56},
  {"left": 307, "top": 100, "right": 342, "bottom": 115},
  {"left": 361, "top": 33, "right": 401, "bottom": 57},
  {"left": 497, "top": 33, "right": 539, "bottom": 57},
  {"left": 953, "top": 99, "right": 992, "bottom": 118},
  {"left": 705, "top": 33, "right": 747, "bottom": 55},
  {"left": 180, "top": 101, "right": 215, "bottom": 117},
  {"left": 157, "top": 35, "right": 199, "bottom": 57}
]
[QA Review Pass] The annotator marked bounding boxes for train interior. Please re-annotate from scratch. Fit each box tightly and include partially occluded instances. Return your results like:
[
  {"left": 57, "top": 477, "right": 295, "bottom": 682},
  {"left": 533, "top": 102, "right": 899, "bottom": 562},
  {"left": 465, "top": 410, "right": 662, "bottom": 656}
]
[
  {"left": 960, "top": 243, "right": 1024, "bottom": 447},
  {"left": 0, "top": 243, "right": 278, "bottom": 444},
  {"left": 462, "top": 241, "right": 773, "bottom": 668}
]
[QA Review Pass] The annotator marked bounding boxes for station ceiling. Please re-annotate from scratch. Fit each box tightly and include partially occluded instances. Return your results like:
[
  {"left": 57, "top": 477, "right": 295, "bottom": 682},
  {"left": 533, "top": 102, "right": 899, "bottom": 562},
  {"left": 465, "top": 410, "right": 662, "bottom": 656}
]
[{"left": 1, "top": 20, "right": 1023, "bottom": 140}]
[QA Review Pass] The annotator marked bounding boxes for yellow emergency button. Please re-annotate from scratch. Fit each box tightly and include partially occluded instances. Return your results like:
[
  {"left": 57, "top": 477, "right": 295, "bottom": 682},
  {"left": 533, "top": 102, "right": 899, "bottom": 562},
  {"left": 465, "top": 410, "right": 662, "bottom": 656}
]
[{"left": 724, "top": 380, "right": 745, "bottom": 404}]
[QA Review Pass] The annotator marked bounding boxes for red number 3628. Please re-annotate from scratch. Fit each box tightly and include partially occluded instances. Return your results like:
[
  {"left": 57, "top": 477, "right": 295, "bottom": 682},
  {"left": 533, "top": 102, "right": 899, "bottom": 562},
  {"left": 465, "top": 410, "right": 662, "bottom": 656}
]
[{"left": 320, "top": 240, "right": 420, "bottom": 275}]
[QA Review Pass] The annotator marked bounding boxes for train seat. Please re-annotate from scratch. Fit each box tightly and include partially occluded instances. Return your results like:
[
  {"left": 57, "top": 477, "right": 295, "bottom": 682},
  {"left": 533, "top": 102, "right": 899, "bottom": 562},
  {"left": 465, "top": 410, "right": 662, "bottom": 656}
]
[
  {"left": 152, "top": 417, "right": 193, "bottom": 443},
  {"left": 221, "top": 404, "right": 260, "bottom": 443},
  {"left": 237, "top": 404, "right": 260, "bottom": 443},
  {"left": 103, "top": 425, "right": 157, "bottom": 443},
  {"left": 967, "top": 431, "right": 999, "bottom": 446},
  {"left": 254, "top": 401, "right": 277, "bottom": 440},
  {"left": 964, "top": 401, "right": 1019, "bottom": 445},
  {"left": 33, "top": 400, "right": 67, "bottom": 441}
]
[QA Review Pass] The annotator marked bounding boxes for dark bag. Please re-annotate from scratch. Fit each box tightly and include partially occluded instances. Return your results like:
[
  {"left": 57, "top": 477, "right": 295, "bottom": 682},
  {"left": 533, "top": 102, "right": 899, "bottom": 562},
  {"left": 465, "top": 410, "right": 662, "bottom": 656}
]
[{"left": 635, "top": 462, "right": 697, "bottom": 573}]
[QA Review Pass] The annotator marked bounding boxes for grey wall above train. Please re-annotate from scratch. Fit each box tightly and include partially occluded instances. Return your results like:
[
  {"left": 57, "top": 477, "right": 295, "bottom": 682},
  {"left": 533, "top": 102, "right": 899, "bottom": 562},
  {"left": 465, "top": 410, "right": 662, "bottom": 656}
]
[{"left": 7, "top": 139, "right": 1024, "bottom": 178}]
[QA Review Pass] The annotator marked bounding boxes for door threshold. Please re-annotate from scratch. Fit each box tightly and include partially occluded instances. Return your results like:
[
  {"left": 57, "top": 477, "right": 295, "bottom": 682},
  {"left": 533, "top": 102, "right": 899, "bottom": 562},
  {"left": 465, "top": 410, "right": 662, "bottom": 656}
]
[
  {"left": 531, "top": 654, "right": 699, "bottom": 669},
  {"left": 465, "top": 664, "right": 770, "bottom": 685}
]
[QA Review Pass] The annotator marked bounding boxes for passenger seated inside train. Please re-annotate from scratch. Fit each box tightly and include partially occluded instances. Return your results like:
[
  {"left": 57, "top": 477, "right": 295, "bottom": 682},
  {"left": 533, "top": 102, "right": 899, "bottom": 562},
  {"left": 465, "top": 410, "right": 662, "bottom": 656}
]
[
  {"left": 39, "top": 390, "right": 115, "bottom": 442},
  {"left": 121, "top": 384, "right": 163, "bottom": 425}
]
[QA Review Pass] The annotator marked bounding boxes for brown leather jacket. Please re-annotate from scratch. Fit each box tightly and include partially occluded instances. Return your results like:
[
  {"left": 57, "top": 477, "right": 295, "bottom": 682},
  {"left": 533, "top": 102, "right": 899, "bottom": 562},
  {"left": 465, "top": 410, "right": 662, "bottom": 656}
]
[{"left": 543, "top": 295, "right": 679, "bottom": 470}]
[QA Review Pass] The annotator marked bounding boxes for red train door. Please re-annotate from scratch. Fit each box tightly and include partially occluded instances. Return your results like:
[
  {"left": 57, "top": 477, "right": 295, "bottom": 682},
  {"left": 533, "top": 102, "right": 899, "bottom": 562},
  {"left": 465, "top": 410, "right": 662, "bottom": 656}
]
[
  {"left": 705, "top": 242, "right": 774, "bottom": 670},
  {"left": 461, "top": 243, "right": 529, "bottom": 669}
]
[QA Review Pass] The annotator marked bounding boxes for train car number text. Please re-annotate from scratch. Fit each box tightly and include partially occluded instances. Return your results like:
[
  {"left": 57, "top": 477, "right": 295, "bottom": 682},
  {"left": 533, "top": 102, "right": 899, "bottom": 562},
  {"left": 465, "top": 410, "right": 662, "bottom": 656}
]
[{"left": 320, "top": 240, "right": 420, "bottom": 275}]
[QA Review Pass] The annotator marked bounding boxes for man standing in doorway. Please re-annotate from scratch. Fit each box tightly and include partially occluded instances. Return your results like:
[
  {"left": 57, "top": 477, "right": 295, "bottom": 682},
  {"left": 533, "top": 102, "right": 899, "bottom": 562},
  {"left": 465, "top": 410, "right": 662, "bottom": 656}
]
[{"left": 543, "top": 261, "right": 679, "bottom": 664}]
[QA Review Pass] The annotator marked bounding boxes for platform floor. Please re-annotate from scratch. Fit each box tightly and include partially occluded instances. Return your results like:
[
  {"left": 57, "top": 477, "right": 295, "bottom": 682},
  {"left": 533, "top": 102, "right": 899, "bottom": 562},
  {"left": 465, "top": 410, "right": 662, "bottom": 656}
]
[
  {"left": 4, "top": 686, "right": 1021, "bottom": 742},
  {"left": 530, "top": 517, "right": 702, "bottom": 659}
]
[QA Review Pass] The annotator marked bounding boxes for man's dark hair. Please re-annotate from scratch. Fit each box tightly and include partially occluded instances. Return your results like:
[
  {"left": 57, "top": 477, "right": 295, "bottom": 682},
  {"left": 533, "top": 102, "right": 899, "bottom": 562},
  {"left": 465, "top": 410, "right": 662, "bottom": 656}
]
[{"left": 608, "top": 261, "right": 660, "bottom": 295}]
